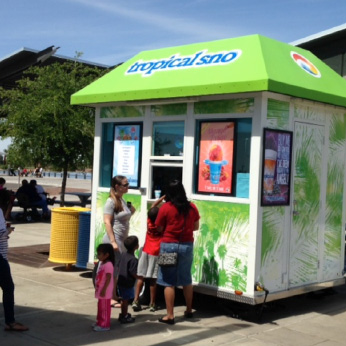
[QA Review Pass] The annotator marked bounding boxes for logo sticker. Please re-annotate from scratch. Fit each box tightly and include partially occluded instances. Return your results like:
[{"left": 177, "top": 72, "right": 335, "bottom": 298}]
[
  {"left": 126, "top": 49, "right": 242, "bottom": 77},
  {"left": 291, "top": 51, "right": 321, "bottom": 78}
]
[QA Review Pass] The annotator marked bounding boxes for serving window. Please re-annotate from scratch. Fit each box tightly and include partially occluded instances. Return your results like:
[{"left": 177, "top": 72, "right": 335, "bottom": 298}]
[
  {"left": 150, "top": 163, "right": 183, "bottom": 199},
  {"left": 150, "top": 120, "right": 185, "bottom": 199},
  {"left": 194, "top": 118, "right": 252, "bottom": 197}
]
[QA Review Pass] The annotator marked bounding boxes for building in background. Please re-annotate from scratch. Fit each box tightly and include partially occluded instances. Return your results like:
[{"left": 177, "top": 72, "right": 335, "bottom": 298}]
[
  {"left": 0, "top": 46, "right": 112, "bottom": 151},
  {"left": 293, "top": 23, "right": 346, "bottom": 78},
  {"left": 0, "top": 46, "right": 110, "bottom": 91}
]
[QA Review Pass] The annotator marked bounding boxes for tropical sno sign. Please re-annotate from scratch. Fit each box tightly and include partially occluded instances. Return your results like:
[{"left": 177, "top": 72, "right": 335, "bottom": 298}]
[{"left": 126, "top": 49, "right": 242, "bottom": 76}]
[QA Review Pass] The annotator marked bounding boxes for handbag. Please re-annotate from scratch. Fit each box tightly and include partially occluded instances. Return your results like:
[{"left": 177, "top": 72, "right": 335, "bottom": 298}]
[
  {"left": 157, "top": 252, "right": 178, "bottom": 267},
  {"left": 158, "top": 218, "right": 186, "bottom": 267}
]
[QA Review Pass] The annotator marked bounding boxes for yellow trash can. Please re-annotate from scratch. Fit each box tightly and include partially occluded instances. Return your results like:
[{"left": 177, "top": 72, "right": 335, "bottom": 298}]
[{"left": 49, "top": 207, "right": 91, "bottom": 265}]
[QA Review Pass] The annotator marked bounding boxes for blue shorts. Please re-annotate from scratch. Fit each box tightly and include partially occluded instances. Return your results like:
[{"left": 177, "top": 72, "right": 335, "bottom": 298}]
[
  {"left": 118, "top": 286, "right": 134, "bottom": 300},
  {"left": 157, "top": 242, "right": 193, "bottom": 287}
]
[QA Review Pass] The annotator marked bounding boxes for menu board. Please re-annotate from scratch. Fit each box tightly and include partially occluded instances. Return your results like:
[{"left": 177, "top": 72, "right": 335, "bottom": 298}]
[
  {"left": 112, "top": 124, "right": 141, "bottom": 188},
  {"left": 197, "top": 121, "right": 234, "bottom": 195},
  {"left": 261, "top": 128, "right": 293, "bottom": 206}
]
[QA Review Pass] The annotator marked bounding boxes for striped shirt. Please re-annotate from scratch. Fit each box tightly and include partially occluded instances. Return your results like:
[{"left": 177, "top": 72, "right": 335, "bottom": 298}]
[{"left": 0, "top": 209, "right": 9, "bottom": 260}]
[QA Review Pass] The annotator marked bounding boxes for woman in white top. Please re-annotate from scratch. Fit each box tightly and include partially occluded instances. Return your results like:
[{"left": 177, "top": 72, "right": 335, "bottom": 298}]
[{"left": 103, "top": 175, "right": 135, "bottom": 306}]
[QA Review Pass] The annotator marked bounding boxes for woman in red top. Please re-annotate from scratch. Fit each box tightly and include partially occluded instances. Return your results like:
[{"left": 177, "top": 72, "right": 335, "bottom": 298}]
[{"left": 155, "top": 180, "right": 200, "bottom": 325}]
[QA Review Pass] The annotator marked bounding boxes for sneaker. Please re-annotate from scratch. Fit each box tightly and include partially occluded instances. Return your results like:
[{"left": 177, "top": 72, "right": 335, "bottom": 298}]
[
  {"left": 149, "top": 304, "right": 157, "bottom": 312},
  {"left": 132, "top": 300, "right": 142, "bottom": 311},
  {"left": 119, "top": 313, "right": 135, "bottom": 324},
  {"left": 93, "top": 325, "right": 110, "bottom": 332}
]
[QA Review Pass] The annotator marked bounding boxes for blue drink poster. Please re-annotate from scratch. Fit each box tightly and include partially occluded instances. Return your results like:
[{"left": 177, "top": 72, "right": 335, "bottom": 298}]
[{"left": 113, "top": 124, "right": 141, "bottom": 187}]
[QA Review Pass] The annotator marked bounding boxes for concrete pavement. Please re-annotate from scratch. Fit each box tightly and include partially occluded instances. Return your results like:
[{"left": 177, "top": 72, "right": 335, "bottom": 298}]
[{"left": 1, "top": 178, "right": 346, "bottom": 345}]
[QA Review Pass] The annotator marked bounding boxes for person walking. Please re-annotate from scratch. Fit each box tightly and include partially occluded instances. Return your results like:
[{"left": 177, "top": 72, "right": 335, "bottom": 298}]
[
  {"left": 103, "top": 175, "right": 135, "bottom": 307},
  {"left": 0, "top": 209, "right": 29, "bottom": 331},
  {"left": 155, "top": 179, "right": 200, "bottom": 325}
]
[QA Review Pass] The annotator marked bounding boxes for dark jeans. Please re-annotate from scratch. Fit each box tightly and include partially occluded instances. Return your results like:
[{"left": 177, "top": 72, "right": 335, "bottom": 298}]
[
  {"left": 0, "top": 254, "right": 15, "bottom": 325},
  {"left": 31, "top": 199, "right": 49, "bottom": 214}
]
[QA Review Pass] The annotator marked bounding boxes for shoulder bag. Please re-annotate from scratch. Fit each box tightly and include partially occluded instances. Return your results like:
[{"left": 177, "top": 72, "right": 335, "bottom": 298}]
[{"left": 157, "top": 218, "right": 186, "bottom": 267}]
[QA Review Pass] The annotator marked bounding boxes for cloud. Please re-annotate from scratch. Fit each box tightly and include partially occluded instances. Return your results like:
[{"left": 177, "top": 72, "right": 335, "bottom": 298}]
[{"left": 69, "top": 0, "right": 229, "bottom": 40}]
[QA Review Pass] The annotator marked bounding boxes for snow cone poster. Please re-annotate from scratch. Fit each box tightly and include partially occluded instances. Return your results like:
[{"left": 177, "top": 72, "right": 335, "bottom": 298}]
[{"left": 198, "top": 122, "right": 234, "bottom": 194}]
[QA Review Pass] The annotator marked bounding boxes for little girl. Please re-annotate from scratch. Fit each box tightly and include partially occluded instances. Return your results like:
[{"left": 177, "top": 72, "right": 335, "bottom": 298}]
[
  {"left": 132, "top": 195, "right": 165, "bottom": 312},
  {"left": 94, "top": 243, "right": 115, "bottom": 332}
]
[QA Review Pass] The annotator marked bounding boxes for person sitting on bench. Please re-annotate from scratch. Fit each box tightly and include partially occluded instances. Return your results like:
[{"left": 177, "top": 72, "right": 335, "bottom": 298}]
[
  {"left": 16, "top": 180, "right": 50, "bottom": 219},
  {"left": 30, "top": 180, "right": 47, "bottom": 201}
]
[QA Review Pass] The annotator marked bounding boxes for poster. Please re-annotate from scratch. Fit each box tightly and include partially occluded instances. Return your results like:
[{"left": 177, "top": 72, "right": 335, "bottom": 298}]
[
  {"left": 198, "top": 122, "right": 234, "bottom": 195},
  {"left": 113, "top": 124, "right": 141, "bottom": 188},
  {"left": 261, "top": 128, "right": 292, "bottom": 206}
]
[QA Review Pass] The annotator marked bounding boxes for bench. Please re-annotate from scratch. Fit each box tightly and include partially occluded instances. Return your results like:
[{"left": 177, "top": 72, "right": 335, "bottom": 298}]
[
  {"left": 14, "top": 199, "right": 89, "bottom": 207},
  {"left": 14, "top": 193, "right": 44, "bottom": 221}
]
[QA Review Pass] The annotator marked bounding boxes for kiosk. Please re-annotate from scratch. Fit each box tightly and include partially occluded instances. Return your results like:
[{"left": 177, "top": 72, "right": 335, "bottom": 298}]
[{"left": 71, "top": 34, "right": 346, "bottom": 304}]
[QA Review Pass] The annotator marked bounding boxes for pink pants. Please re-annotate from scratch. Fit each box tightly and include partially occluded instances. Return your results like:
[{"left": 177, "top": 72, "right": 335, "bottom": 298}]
[{"left": 97, "top": 298, "right": 111, "bottom": 328}]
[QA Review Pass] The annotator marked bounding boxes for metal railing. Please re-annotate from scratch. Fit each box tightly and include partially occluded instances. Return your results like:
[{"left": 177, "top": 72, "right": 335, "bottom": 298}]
[{"left": 0, "top": 169, "right": 92, "bottom": 180}]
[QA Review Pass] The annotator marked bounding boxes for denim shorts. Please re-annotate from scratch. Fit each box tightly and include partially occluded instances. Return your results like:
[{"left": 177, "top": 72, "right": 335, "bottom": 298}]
[
  {"left": 157, "top": 242, "right": 193, "bottom": 287},
  {"left": 118, "top": 286, "right": 134, "bottom": 300}
]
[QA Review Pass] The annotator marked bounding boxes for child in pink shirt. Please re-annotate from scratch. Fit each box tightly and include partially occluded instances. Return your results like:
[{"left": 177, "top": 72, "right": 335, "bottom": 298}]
[{"left": 94, "top": 244, "right": 115, "bottom": 332}]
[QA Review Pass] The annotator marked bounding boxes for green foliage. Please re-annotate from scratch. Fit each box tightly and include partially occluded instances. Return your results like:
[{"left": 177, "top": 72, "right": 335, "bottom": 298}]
[
  {"left": 194, "top": 98, "right": 254, "bottom": 114},
  {"left": 0, "top": 60, "right": 109, "bottom": 171},
  {"left": 193, "top": 200, "right": 249, "bottom": 291},
  {"left": 261, "top": 207, "right": 285, "bottom": 266}
]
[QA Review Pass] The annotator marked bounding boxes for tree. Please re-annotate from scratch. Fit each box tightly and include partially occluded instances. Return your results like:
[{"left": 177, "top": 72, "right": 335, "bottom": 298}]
[{"left": 0, "top": 58, "right": 109, "bottom": 205}]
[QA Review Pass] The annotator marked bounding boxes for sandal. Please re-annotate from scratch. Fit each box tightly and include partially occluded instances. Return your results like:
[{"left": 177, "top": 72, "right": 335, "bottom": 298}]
[
  {"left": 111, "top": 302, "right": 121, "bottom": 308},
  {"left": 184, "top": 311, "right": 194, "bottom": 318},
  {"left": 5, "top": 322, "right": 29, "bottom": 331},
  {"left": 158, "top": 317, "right": 175, "bottom": 325},
  {"left": 111, "top": 298, "right": 122, "bottom": 308}
]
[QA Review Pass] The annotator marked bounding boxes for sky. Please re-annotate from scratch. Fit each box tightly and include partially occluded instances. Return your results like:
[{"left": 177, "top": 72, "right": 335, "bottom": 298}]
[{"left": 1, "top": 0, "right": 346, "bottom": 151}]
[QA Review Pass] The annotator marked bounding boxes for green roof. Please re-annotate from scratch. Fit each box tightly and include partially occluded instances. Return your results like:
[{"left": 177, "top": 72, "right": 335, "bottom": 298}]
[{"left": 71, "top": 34, "right": 346, "bottom": 107}]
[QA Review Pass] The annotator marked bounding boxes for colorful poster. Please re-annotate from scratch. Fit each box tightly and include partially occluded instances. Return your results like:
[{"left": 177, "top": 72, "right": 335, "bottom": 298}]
[
  {"left": 261, "top": 129, "right": 292, "bottom": 206},
  {"left": 113, "top": 124, "right": 141, "bottom": 187},
  {"left": 198, "top": 122, "right": 234, "bottom": 194}
]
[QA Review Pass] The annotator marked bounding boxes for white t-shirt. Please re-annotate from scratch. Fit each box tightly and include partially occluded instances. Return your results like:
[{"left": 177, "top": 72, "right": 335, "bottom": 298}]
[
  {"left": 103, "top": 197, "right": 132, "bottom": 251},
  {"left": 35, "top": 185, "right": 46, "bottom": 200}
]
